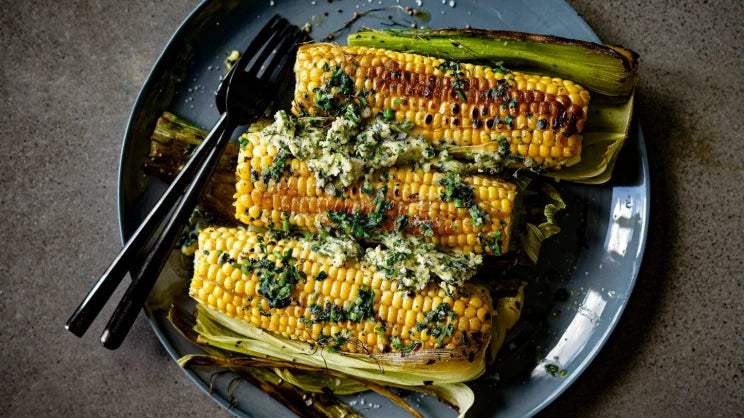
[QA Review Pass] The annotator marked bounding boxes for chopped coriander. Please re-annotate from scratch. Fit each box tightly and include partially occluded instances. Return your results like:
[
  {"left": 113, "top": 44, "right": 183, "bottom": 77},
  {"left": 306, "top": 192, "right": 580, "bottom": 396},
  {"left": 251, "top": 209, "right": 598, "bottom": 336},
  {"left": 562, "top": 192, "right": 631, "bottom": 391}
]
[
  {"left": 395, "top": 215, "right": 409, "bottom": 232},
  {"left": 436, "top": 61, "right": 463, "bottom": 77},
  {"left": 360, "top": 179, "right": 375, "bottom": 196},
  {"left": 313, "top": 87, "right": 336, "bottom": 112},
  {"left": 390, "top": 335, "right": 403, "bottom": 350},
  {"left": 418, "top": 222, "right": 434, "bottom": 237},
  {"left": 504, "top": 114, "right": 514, "bottom": 127},
  {"left": 230, "top": 249, "right": 307, "bottom": 309},
  {"left": 482, "top": 231, "right": 502, "bottom": 256},
  {"left": 346, "top": 285, "right": 375, "bottom": 322},
  {"left": 439, "top": 172, "right": 475, "bottom": 208},
  {"left": 468, "top": 205, "right": 490, "bottom": 227},
  {"left": 545, "top": 364, "right": 560, "bottom": 376},
  {"left": 261, "top": 148, "right": 291, "bottom": 183},
  {"left": 383, "top": 108, "right": 395, "bottom": 121}
]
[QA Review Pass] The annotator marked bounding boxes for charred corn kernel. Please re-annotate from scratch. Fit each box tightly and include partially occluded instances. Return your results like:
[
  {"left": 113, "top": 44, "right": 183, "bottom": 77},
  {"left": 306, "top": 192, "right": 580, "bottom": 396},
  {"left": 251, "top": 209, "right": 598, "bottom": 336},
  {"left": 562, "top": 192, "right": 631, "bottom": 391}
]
[
  {"left": 477, "top": 307, "right": 489, "bottom": 321},
  {"left": 235, "top": 132, "right": 517, "bottom": 254},
  {"left": 292, "top": 44, "right": 588, "bottom": 170},
  {"left": 190, "top": 227, "right": 492, "bottom": 354}
]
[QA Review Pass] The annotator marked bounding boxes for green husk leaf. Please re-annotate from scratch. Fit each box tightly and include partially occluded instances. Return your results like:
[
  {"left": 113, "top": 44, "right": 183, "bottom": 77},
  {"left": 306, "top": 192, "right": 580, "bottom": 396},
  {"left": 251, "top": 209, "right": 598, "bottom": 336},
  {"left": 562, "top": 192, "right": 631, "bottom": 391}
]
[
  {"left": 405, "top": 383, "right": 474, "bottom": 418},
  {"left": 170, "top": 284, "right": 519, "bottom": 417},
  {"left": 486, "top": 282, "right": 526, "bottom": 364},
  {"left": 192, "top": 303, "right": 487, "bottom": 386},
  {"left": 270, "top": 368, "right": 474, "bottom": 417},
  {"left": 442, "top": 95, "right": 634, "bottom": 184},
  {"left": 144, "top": 114, "right": 271, "bottom": 219},
  {"left": 178, "top": 354, "right": 424, "bottom": 418},
  {"left": 520, "top": 184, "right": 566, "bottom": 263},
  {"left": 256, "top": 369, "right": 362, "bottom": 418},
  {"left": 348, "top": 28, "right": 638, "bottom": 96},
  {"left": 348, "top": 29, "right": 637, "bottom": 184},
  {"left": 272, "top": 365, "right": 475, "bottom": 417},
  {"left": 167, "top": 305, "right": 360, "bottom": 418},
  {"left": 272, "top": 368, "right": 367, "bottom": 395}
]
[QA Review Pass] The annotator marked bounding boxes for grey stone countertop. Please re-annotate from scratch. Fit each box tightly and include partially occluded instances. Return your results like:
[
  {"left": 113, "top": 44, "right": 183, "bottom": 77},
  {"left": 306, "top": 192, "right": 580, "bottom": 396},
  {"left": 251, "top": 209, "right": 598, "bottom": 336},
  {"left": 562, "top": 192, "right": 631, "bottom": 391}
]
[{"left": 1, "top": 0, "right": 741, "bottom": 416}]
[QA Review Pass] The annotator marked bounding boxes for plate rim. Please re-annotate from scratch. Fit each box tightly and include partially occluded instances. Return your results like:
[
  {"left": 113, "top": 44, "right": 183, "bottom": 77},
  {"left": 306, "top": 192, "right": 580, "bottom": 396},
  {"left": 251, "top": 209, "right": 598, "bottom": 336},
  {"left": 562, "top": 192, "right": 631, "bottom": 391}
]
[{"left": 116, "top": 1, "right": 651, "bottom": 416}]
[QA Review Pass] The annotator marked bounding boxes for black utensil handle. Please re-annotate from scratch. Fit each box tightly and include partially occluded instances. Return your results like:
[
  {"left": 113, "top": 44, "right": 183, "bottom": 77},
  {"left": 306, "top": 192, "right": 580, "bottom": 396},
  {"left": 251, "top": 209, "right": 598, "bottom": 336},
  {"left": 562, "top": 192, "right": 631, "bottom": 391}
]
[
  {"left": 65, "top": 113, "right": 229, "bottom": 337},
  {"left": 100, "top": 118, "right": 237, "bottom": 350}
]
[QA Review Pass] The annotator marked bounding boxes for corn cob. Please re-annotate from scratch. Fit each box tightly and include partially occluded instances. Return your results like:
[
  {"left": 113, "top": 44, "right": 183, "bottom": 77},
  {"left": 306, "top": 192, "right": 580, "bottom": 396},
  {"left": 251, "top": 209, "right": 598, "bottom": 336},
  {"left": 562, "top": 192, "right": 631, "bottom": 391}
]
[
  {"left": 189, "top": 227, "right": 493, "bottom": 355},
  {"left": 235, "top": 131, "right": 517, "bottom": 254},
  {"left": 348, "top": 28, "right": 639, "bottom": 97},
  {"left": 292, "top": 44, "right": 590, "bottom": 170}
]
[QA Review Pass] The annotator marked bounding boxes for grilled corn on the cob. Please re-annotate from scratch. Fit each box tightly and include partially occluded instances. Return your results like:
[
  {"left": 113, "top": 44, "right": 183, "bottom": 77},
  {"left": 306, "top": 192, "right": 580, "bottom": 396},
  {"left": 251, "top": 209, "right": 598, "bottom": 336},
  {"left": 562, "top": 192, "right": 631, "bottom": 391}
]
[
  {"left": 235, "top": 131, "right": 517, "bottom": 254},
  {"left": 189, "top": 227, "right": 493, "bottom": 355},
  {"left": 292, "top": 44, "right": 589, "bottom": 170}
]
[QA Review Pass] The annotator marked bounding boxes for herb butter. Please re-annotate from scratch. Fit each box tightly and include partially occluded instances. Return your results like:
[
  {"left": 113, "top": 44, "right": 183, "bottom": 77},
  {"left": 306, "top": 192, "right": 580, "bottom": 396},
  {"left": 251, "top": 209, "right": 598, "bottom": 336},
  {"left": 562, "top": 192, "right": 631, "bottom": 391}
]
[{"left": 261, "top": 105, "right": 436, "bottom": 194}]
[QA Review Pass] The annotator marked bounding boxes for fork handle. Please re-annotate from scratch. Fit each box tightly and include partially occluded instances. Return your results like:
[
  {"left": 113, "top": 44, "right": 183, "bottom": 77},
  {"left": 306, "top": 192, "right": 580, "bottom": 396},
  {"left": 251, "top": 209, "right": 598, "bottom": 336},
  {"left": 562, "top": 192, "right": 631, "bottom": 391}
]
[
  {"left": 65, "top": 113, "right": 230, "bottom": 337},
  {"left": 100, "top": 116, "right": 237, "bottom": 350}
]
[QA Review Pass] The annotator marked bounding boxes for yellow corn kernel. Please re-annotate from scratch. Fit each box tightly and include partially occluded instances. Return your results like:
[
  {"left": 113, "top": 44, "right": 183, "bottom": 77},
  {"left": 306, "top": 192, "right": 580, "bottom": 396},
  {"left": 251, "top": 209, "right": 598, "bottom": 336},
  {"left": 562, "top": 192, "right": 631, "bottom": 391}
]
[
  {"left": 189, "top": 227, "right": 493, "bottom": 354},
  {"left": 292, "top": 44, "right": 587, "bottom": 170}
]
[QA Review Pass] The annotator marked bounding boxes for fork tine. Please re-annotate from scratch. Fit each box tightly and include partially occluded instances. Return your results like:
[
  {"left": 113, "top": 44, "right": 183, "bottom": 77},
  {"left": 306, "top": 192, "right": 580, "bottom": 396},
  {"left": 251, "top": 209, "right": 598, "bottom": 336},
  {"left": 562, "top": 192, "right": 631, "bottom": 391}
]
[
  {"left": 245, "top": 23, "right": 296, "bottom": 79},
  {"left": 234, "top": 15, "right": 288, "bottom": 73},
  {"left": 259, "top": 28, "right": 306, "bottom": 83}
]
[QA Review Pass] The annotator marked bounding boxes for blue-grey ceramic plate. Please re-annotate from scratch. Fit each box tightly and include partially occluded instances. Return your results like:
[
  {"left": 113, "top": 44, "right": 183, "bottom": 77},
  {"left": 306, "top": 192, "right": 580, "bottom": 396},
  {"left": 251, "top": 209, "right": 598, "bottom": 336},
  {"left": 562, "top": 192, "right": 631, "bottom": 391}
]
[{"left": 118, "top": 1, "right": 649, "bottom": 416}]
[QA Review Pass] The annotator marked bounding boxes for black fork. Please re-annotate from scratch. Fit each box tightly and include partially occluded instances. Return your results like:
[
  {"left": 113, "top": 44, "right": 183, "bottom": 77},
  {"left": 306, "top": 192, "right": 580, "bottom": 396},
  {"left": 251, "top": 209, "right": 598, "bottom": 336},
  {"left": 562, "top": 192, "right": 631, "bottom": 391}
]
[{"left": 65, "top": 15, "right": 307, "bottom": 349}]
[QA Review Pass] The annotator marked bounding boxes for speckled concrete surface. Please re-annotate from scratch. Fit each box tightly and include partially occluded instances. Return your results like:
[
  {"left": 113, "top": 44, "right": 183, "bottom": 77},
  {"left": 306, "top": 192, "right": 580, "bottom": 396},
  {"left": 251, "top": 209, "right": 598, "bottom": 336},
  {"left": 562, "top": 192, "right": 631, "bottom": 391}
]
[{"left": 1, "top": 0, "right": 741, "bottom": 417}]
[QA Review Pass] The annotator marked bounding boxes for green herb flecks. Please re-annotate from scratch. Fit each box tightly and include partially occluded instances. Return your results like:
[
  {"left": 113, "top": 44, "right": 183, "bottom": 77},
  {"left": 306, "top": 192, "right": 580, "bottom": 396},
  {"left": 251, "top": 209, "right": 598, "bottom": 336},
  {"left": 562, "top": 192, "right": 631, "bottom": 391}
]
[
  {"left": 383, "top": 108, "right": 395, "bottom": 121},
  {"left": 317, "top": 330, "right": 351, "bottom": 353},
  {"left": 233, "top": 249, "right": 307, "bottom": 309},
  {"left": 436, "top": 61, "right": 464, "bottom": 77},
  {"left": 395, "top": 215, "right": 409, "bottom": 232},
  {"left": 451, "top": 78, "right": 468, "bottom": 102},
  {"left": 439, "top": 172, "right": 475, "bottom": 209},
  {"left": 468, "top": 205, "right": 490, "bottom": 227},
  {"left": 347, "top": 285, "right": 376, "bottom": 322},
  {"left": 390, "top": 335, "right": 403, "bottom": 350},
  {"left": 481, "top": 230, "right": 502, "bottom": 256},
  {"left": 178, "top": 208, "right": 208, "bottom": 256},
  {"left": 545, "top": 364, "right": 560, "bottom": 376},
  {"left": 326, "top": 185, "right": 390, "bottom": 239},
  {"left": 261, "top": 148, "right": 291, "bottom": 184},
  {"left": 363, "top": 234, "right": 482, "bottom": 293},
  {"left": 417, "top": 221, "right": 434, "bottom": 237},
  {"left": 504, "top": 114, "right": 514, "bottom": 127},
  {"left": 304, "top": 285, "right": 376, "bottom": 325},
  {"left": 310, "top": 302, "right": 347, "bottom": 323},
  {"left": 311, "top": 65, "right": 357, "bottom": 115},
  {"left": 313, "top": 88, "right": 337, "bottom": 112},
  {"left": 415, "top": 302, "right": 455, "bottom": 346},
  {"left": 328, "top": 66, "right": 355, "bottom": 96}
]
